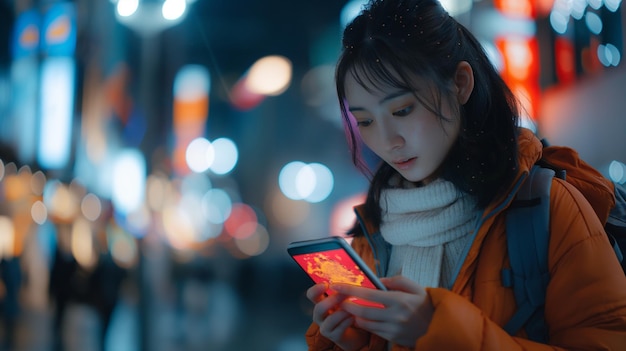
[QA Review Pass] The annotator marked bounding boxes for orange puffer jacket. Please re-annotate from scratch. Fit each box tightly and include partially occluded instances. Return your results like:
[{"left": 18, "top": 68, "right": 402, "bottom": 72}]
[{"left": 306, "top": 129, "right": 626, "bottom": 350}]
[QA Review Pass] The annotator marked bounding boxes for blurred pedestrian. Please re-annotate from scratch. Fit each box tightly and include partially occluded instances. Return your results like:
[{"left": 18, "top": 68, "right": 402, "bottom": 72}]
[
  {"left": 48, "top": 222, "right": 77, "bottom": 351},
  {"left": 0, "top": 255, "right": 22, "bottom": 350},
  {"left": 0, "top": 143, "right": 22, "bottom": 350}
]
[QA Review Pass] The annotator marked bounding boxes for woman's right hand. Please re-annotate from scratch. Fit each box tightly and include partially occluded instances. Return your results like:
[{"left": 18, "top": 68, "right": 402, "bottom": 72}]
[{"left": 307, "top": 283, "right": 370, "bottom": 351}]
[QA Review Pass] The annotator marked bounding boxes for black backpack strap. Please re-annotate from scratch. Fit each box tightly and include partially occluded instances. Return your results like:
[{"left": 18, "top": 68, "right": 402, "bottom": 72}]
[
  {"left": 607, "top": 181, "right": 626, "bottom": 271},
  {"left": 608, "top": 181, "right": 626, "bottom": 228},
  {"left": 502, "top": 165, "right": 554, "bottom": 342}
]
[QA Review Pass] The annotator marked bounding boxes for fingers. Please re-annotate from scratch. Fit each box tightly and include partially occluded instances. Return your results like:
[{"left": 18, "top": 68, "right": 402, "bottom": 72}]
[
  {"left": 306, "top": 282, "right": 328, "bottom": 303},
  {"left": 319, "top": 278, "right": 433, "bottom": 347},
  {"left": 380, "top": 276, "right": 424, "bottom": 294},
  {"left": 331, "top": 278, "right": 428, "bottom": 320},
  {"left": 306, "top": 283, "right": 372, "bottom": 349},
  {"left": 318, "top": 308, "right": 353, "bottom": 335},
  {"left": 328, "top": 284, "right": 388, "bottom": 320},
  {"left": 312, "top": 289, "right": 350, "bottom": 325},
  {"left": 331, "top": 283, "right": 385, "bottom": 304}
]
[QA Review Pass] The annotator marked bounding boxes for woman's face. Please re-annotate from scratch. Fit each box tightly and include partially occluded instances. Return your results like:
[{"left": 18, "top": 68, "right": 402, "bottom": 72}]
[{"left": 345, "top": 73, "right": 461, "bottom": 185}]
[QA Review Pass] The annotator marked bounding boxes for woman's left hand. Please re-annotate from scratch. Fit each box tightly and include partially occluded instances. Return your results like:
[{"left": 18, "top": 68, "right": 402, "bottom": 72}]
[{"left": 331, "top": 275, "right": 434, "bottom": 347}]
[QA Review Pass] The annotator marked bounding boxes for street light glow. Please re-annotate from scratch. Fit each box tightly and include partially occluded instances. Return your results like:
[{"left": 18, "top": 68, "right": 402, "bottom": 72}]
[
  {"left": 117, "top": 0, "right": 139, "bottom": 17},
  {"left": 162, "top": 0, "right": 187, "bottom": 21}
]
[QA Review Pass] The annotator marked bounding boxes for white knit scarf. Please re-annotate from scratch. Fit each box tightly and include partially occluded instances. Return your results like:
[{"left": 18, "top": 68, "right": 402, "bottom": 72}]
[{"left": 380, "top": 177, "right": 478, "bottom": 288}]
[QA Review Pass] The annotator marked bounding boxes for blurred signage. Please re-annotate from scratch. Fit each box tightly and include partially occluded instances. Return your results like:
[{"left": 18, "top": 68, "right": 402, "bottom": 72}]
[
  {"left": 36, "top": 2, "right": 77, "bottom": 170},
  {"left": 41, "top": 2, "right": 76, "bottom": 57},
  {"left": 554, "top": 35, "right": 576, "bottom": 85},
  {"left": 172, "top": 65, "right": 210, "bottom": 175},
  {"left": 495, "top": 35, "right": 541, "bottom": 120},
  {"left": 11, "top": 10, "right": 40, "bottom": 60},
  {"left": 37, "top": 57, "right": 75, "bottom": 170},
  {"left": 493, "top": 0, "right": 555, "bottom": 18},
  {"left": 10, "top": 10, "right": 40, "bottom": 163},
  {"left": 9, "top": 60, "right": 39, "bottom": 163}
]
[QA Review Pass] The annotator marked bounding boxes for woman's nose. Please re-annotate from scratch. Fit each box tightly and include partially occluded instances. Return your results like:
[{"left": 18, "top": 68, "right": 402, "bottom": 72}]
[{"left": 381, "top": 123, "right": 405, "bottom": 150}]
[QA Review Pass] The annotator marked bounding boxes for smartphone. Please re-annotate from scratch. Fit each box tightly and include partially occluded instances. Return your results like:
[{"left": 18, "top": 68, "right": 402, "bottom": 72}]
[{"left": 288, "top": 236, "right": 386, "bottom": 308}]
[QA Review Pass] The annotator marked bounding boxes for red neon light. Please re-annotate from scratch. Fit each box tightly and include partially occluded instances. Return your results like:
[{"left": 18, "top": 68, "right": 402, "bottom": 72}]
[
  {"left": 495, "top": 36, "right": 541, "bottom": 120},
  {"left": 554, "top": 36, "right": 576, "bottom": 85},
  {"left": 224, "top": 203, "right": 258, "bottom": 239},
  {"left": 493, "top": 0, "right": 535, "bottom": 18}
]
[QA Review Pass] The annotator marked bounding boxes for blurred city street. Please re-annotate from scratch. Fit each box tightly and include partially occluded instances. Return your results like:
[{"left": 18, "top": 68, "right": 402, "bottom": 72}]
[{"left": 1, "top": 249, "right": 315, "bottom": 351}]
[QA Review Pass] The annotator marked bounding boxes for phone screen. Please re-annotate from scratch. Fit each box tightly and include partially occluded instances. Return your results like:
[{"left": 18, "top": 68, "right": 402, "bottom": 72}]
[{"left": 291, "top": 247, "right": 384, "bottom": 308}]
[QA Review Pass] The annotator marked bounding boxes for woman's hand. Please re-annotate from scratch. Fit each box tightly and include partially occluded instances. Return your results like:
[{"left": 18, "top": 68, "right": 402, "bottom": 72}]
[
  {"left": 331, "top": 276, "right": 434, "bottom": 347},
  {"left": 306, "top": 282, "right": 370, "bottom": 351}
]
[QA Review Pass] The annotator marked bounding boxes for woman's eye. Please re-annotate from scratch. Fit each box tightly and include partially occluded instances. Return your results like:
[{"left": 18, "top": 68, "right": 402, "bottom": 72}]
[
  {"left": 393, "top": 105, "right": 413, "bottom": 117},
  {"left": 356, "top": 120, "right": 372, "bottom": 127}
]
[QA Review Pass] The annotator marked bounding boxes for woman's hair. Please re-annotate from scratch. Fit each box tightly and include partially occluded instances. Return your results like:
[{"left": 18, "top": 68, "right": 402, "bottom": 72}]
[{"left": 337, "top": 0, "right": 520, "bottom": 233}]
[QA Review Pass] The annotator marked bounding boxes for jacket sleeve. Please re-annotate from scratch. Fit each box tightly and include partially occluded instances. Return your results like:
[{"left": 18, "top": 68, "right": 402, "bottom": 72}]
[
  {"left": 305, "top": 322, "right": 388, "bottom": 351},
  {"left": 415, "top": 179, "right": 626, "bottom": 350}
]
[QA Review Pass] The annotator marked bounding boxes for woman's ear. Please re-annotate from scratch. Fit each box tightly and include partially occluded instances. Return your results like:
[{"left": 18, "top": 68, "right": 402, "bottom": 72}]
[{"left": 454, "top": 61, "right": 474, "bottom": 105}]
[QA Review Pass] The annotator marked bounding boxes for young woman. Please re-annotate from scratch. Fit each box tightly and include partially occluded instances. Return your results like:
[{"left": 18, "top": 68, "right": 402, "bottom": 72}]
[{"left": 304, "top": 0, "right": 626, "bottom": 350}]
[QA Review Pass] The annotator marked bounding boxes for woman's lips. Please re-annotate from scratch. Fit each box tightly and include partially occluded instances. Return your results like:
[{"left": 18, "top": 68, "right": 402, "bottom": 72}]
[{"left": 393, "top": 157, "right": 417, "bottom": 170}]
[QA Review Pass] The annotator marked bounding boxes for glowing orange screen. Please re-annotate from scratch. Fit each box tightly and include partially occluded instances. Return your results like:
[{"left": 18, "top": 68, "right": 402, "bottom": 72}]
[{"left": 293, "top": 248, "right": 383, "bottom": 307}]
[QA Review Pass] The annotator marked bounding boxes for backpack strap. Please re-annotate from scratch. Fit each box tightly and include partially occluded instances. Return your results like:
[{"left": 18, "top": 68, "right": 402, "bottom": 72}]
[
  {"left": 608, "top": 181, "right": 626, "bottom": 228},
  {"left": 502, "top": 165, "right": 554, "bottom": 343},
  {"left": 607, "top": 181, "right": 626, "bottom": 271}
]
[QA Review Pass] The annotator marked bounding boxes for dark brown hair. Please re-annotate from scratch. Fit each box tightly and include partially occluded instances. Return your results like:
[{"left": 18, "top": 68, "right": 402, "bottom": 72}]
[{"left": 336, "top": 0, "right": 520, "bottom": 231}]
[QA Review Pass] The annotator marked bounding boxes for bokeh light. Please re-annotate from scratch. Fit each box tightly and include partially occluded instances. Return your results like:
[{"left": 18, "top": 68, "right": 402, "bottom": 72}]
[
  {"left": 598, "top": 43, "right": 621, "bottom": 67},
  {"left": 112, "top": 149, "right": 146, "bottom": 215},
  {"left": 605, "top": 0, "right": 623, "bottom": 12},
  {"left": 439, "top": 0, "right": 473, "bottom": 16},
  {"left": 609, "top": 160, "right": 626, "bottom": 184},
  {"left": 30, "top": 170, "right": 47, "bottom": 195},
  {"left": 145, "top": 174, "right": 165, "bottom": 212},
  {"left": 108, "top": 223, "right": 139, "bottom": 269},
  {"left": 202, "top": 188, "right": 232, "bottom": 224},
  {"left": 0, "top": 216, "right": 15, "bottom": 258},
  {"left": 162, "top": 204, "right": 198, "bottom": 249},
  {"left": 230, "top": 76, "right": 266, "bottom": 110},
  {"left": 71, "top": 218, "right": 96, "bottom": 269},
  {"left": 245, "top": 55, "right": 292, "bottom": 96},
  {"left": 279, "top": 161, "right": 307, "bottom": 200},
  {"left": 210, "top": 138, "right": 238, "bottom": 175},
  {"left": 174, "top": 64, "right": 210, "bottom": 101},
  {"left": 162, "top": 0, "right": 187, "bottom": 21},
  {"left": 186, "top": 137, "right": 215, "bottom": 173},
  {"left": 585, "top": 11, "right": 603, "bottom": 35},
  {"left": 341, "top": 0, "right": 368, "bottom": 28},
  {"left": 278, "top": 161, "right": 334, "bottom": 203},
  {"left": 303, "top": 163, "right": 334, "bottom": 203},
  {"left": 234, "top": 223, "right": 270, "bottom": 256},
  {"left": 117, "top": 0, "right": 139, "bottom": 17},
  {"left": 224, "top": 203, "right": 258, "bottom": 239},
  {"left": 330, "top": 193, "right": 366, "bottom": 236},
  {"left": 44, "top": 180, "right": 79, "bottom": 222},
  {"left": 81, "top": 193, "right": 102, "bottom": 221},
  {"left": 31, "top": 200, "right": 48, "bottom": 225}
]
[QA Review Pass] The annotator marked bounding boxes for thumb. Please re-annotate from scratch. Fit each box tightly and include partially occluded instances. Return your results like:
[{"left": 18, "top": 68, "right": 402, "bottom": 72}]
[{"left": 381, "top": 275, "right": 424, "bottom": 294}]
